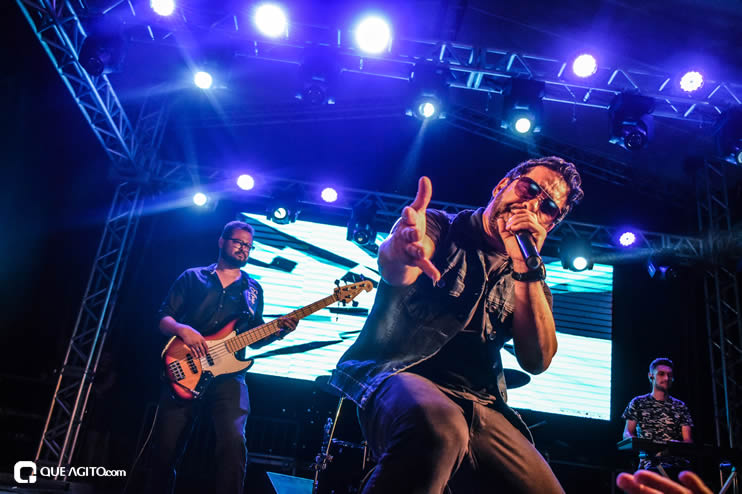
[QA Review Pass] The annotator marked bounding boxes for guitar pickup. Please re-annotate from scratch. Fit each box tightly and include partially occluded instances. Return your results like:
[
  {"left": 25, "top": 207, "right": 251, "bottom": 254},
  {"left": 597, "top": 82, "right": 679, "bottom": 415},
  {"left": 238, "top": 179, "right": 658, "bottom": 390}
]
[
  {"left": 205, "top": 354, "right": 214, "bottom": 366},
  {"left": 168, "top": 361, "right": 186, "bottom": 381},
  {"left": 185, "top": 354, "right": 198, "bottom": 374}
]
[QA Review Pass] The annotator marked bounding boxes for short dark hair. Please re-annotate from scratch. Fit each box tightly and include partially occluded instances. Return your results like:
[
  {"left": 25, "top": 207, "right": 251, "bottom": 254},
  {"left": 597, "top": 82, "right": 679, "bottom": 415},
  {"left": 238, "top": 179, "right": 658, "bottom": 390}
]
[
  {"left": 649, "top": 358, "right": 674, "bottom": 373},
  {"left": 221, "top": 220, "right": 254, "bottom": 239},
  {"left": 504, "top": 156, "right": 584, "bottom": 224}
]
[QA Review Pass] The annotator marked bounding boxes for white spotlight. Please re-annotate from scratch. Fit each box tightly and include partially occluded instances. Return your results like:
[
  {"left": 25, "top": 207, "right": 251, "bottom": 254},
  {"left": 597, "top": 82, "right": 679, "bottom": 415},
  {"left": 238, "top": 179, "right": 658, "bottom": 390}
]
[
  {"left": 254, "top": 3, "right": 288, "bottom": 38},
  {"left": 321, "top": 187, "right": 338, "bottom": 203},
  {"left": 355, "top": 16, "right": 391, "bottom": 54},
  {"left": 237, "top": 174, "right": 255, "bottom": 191},
  {"left": 193, "top": 192, "right": 208, "bottom": 207},
  {"left": 151, "top": 0, "right": 175, "bottom": 16},
  {"left": 194, "top": 71, "right": 213, "bottom": 89}
]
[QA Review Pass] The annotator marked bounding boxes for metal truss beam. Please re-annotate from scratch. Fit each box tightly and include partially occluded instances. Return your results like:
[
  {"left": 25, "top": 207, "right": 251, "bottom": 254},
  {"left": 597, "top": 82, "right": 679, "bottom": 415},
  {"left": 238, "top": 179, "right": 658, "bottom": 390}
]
[
  {"left": 36, "top": 183, "right": 144, "bottom": 473},
  {"left": 132, "top": 15, "right": 742, "bottom": 126},
  {"left": 152, "top": 159, "right": 702, "bottom": 255},
  {"left": 697, "top": 159, "right": 742, "bottom": 449},
  {"left": 16, "top": 0, "right": 139, "bottom": 171}
]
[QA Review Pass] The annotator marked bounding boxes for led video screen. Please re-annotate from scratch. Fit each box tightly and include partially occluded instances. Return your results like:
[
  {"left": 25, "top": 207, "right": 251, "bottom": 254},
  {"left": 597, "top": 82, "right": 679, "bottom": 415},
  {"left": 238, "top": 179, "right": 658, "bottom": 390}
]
[{"left": 240, "top": 213, "right": 613, "bottom": 420}]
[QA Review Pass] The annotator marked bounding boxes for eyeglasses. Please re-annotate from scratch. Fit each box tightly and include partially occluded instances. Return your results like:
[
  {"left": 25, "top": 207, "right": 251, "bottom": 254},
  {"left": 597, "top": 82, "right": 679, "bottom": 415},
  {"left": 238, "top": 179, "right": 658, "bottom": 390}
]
[
  {"left": 228, "top": 238, "right": 253, "bottom": 252},
  {"left": 512, "top": 176, "right": 563, "bottom": 222}
]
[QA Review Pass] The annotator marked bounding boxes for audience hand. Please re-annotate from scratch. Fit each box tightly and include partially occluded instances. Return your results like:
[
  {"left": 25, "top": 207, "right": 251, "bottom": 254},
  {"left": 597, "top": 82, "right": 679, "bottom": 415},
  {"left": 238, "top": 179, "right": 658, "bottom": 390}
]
[{"left": 616, "top": 470, "right": 712, "bottom": 494}]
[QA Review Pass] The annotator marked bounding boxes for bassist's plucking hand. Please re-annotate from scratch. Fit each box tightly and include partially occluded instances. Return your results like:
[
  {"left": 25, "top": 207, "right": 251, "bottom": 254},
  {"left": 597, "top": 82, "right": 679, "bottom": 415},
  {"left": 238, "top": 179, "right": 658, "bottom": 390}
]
[{"left": 177, "top": 325, "right": 209, "bottom": 358}]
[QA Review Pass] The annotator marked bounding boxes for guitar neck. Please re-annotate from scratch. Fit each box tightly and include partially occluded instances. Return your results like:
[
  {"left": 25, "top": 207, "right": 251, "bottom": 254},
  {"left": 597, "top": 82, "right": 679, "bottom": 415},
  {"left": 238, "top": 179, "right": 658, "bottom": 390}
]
[{"left": 225, "top": 293, "right": 339, "bottom": 353}]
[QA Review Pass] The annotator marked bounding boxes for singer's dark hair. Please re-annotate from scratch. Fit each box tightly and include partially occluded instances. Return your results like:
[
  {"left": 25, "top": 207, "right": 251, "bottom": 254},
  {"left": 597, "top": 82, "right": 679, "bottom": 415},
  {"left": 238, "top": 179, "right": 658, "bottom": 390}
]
[
  {"left": 649, "top": 358, "right": 674, "bottom": 373},
  {"left": 504, "top": 156, "right": 584, "bottom": 225}
]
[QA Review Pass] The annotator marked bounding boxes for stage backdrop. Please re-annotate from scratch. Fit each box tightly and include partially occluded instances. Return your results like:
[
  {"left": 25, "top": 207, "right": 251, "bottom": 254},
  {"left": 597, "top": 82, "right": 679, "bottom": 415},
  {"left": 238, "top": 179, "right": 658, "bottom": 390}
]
[{"left": 240, "top": 213, "right": 613, "bottom": 420}]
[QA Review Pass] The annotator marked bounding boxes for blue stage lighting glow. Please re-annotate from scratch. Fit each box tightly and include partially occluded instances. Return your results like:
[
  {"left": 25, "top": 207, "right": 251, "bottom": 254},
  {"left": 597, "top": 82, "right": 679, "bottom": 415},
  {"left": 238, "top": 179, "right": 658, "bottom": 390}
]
[
  {"left": 150, "top": 0, "right": 175, "bottom": 16},
  {"left": 514, "top": 117, "right": 532, "bottom": 134},
  {"left": 354, "top": 16, "right": 391, "bottom": 54},
  {"left": 619, "top": 231, "right": 637, "bottom": 246},
  {"left": 572, "top": 54, "right": 597, "bottom": 78},
  {"left": 680, "top": 71, "right": 703, "bottom": 92},
  {"left": 193, "top": 71, "right": 213, "bottom": 89},
  {"left": 192, "top": 192, "right": 208, "bottom": 206},
  {"left": 254, "top": 3, "right": 287, "bottom": 38},
  {"left": 239, "top": 214, "right": 614, "bottom": 420},
  {"left": 272, "top": 207, "right": 288, "bottom": 221},
  {"left": 237, "top": 174, "right": 255, "bottom": 191},
  {"left": 320, "top": 187, "right": 338, "bottom": 203}
]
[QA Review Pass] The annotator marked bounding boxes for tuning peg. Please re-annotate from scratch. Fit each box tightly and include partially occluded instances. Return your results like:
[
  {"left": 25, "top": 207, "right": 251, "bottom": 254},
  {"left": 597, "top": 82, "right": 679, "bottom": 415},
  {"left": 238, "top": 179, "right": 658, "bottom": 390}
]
[
  {"left": 334, "top": 279, "right": 340, "bottom": 287},
  {"left": 341, "top": 300, "right": 347, "bottom": 306},
  {"left": 352, "top": 301, "right": 359, "bottom": 307}
]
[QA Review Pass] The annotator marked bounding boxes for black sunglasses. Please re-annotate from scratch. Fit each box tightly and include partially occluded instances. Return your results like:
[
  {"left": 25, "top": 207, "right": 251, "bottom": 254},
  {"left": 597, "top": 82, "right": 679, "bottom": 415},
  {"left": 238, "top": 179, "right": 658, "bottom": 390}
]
[{"left": 512, "top": 176, "right": 562, "bottom": 222}]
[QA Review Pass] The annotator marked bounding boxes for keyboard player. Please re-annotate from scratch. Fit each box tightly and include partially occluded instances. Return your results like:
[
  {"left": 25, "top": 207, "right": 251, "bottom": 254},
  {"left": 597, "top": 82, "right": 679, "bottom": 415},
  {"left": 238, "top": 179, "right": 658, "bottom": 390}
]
[{"left": 622, "top": 357, "right": 694, "bottom": 478}]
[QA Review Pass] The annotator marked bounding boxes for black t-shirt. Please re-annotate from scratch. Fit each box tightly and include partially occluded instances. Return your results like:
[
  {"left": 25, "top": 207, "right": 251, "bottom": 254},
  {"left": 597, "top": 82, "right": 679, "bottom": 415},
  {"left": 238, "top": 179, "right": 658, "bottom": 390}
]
[{"left": 412, "top": 210, "right": 511, "bottom": 402}]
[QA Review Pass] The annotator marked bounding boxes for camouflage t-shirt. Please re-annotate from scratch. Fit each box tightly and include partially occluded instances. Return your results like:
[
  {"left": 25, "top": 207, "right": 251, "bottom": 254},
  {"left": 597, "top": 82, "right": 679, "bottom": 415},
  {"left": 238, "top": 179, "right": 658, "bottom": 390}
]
[{"left": 622, "top": 393, "right": 693, "bottom": 469}]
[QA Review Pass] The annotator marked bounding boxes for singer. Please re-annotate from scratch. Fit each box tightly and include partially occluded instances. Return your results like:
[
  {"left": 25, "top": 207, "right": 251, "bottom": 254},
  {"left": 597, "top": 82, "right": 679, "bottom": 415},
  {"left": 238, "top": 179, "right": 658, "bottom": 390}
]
[{"left": 330, "top": 156, "right": 584, "bottom": 493}]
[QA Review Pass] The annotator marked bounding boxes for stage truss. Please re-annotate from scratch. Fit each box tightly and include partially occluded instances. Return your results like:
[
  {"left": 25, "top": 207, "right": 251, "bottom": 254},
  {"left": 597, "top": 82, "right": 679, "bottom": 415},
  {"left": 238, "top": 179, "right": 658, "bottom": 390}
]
[{"left": 15, "top": 0, "right": 741, "bottom": 475}]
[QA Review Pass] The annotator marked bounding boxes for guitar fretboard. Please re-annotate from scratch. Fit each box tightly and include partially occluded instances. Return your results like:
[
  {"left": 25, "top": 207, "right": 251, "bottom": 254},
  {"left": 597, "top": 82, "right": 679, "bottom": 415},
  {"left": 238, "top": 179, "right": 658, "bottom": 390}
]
[{"left": 224, "top": 293, "right": 338, "bottom": 354}]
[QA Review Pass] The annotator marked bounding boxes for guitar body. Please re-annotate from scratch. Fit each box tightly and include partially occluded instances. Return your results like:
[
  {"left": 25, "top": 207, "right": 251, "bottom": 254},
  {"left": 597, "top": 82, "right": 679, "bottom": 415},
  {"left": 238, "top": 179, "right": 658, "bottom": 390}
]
[{"left": 162, "top": 319, "right": 254, "bottom": 400}]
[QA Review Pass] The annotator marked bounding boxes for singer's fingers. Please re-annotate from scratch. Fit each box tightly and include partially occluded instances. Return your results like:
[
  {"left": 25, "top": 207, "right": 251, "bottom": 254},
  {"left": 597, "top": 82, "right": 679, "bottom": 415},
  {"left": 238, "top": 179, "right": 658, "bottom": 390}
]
[
  {"left": 505, "top": 217, "right": 540, "bottom": 234},
  {"left": 615, "top": 473, "right": 664, "bottom": 494},
  {"left": 409, "top": 176, "right": 433, "bottom": 212},
  {"left": 399, "top": 225, "right": 421, "bottom": 243},
  {"left": 416, "top": 257, "right": 441, "bottom": 283},
  {"left": 400, "top": 206, "right": 417, "bottom": 226}
]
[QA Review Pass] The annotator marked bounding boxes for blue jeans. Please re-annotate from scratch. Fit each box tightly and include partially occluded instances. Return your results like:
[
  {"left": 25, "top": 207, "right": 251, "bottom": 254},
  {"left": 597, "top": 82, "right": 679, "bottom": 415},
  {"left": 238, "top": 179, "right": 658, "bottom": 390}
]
[
  {"left": 358, "top": 372, "right": 564, "bottom": 494},
  {"left": 146, "top": 374, "right": 250, "bottom": 494}
]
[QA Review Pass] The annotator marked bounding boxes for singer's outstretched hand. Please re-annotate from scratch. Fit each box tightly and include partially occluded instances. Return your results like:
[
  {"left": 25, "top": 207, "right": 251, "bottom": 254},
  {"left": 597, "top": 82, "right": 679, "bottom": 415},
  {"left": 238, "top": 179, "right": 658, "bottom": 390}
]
[
  {"left": 496, "top": 206, "right": 548, "bottom": 273},
  {"left": 379, "top": 176, "right": 441, "bottom": 285}
]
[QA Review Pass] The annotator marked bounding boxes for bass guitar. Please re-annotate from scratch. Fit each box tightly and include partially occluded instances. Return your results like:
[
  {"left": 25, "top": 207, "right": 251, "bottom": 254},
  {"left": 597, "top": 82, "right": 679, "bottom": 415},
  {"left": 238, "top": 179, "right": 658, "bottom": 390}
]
[{"left": 162, "top": 280, "right": 373, "bottom": 399}]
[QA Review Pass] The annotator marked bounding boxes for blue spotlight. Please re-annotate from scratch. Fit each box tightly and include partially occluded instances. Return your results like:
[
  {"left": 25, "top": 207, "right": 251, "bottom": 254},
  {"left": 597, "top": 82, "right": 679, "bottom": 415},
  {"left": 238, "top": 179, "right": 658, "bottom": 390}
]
[
  {"left": 254, "top": 3, "right": 287, "bottom": 38},
  {"left": 237, "top": 174, "right": 255, "bottom": 191},
  {"left": 355, "top": 16, "right": 391, "bottom": 54},
  {"left": 618, "top": 231, "right": 637, "bottom": 247},
  {"left": 679, "top": 71, "right": 703, "bottom": 93},
  {"left": 419, "top": 101, "right": 437, "bottom": 119},
  {"left": 194, "top": 71, "right": 213, "bottom": 89},
  {"left": 193, "top": 192, "right": 208, "bottom": 207},
  {"left": 150, "top": 0, "right": 175, "bottom": 16},
  {"left": 321, "top": 187, "right": 338, "bottom": 203},
  {"left": 572, "top": 54, "right": 597, "bottom": 78}
]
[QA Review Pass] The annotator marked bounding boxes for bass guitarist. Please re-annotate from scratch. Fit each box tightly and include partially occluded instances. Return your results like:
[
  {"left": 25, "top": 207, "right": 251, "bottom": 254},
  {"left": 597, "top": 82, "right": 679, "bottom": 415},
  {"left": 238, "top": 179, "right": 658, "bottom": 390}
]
[{"left": 146, "top": 220, "right": 297, "bottom": 494}]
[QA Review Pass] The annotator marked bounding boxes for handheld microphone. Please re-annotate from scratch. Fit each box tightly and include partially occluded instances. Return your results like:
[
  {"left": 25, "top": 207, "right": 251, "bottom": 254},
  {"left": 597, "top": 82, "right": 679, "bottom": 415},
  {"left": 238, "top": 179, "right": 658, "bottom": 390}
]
[{"left": 515, "top": 231, "right": 542, "bottom": 270}]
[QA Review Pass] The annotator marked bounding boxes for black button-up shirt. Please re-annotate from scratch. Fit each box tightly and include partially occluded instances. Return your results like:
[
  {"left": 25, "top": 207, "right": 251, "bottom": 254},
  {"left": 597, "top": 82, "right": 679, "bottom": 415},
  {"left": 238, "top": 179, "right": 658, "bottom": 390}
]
[{"left": 158, "top": 263, "right": 265, "bottom": 337}]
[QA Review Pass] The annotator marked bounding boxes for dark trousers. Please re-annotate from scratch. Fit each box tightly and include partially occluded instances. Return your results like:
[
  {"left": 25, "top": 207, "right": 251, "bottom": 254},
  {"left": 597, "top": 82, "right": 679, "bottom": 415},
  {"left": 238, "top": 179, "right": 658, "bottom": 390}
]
[
  {"left": 145, "top": 374, "right": 250, "bottom": 494},
  {"left": 357, "top": 372, "right": 564, "bottom": 494}
]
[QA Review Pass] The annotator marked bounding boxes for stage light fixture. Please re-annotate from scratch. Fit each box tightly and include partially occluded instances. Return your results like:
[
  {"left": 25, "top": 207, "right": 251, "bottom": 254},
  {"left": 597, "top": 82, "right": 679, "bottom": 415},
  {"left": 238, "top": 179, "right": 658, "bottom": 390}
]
[
  {"left": 354, "top": 16, "right": 391, "bottom": 54},
  {"left": 296, "top": 48, "right": 339, "bottom": 105},
  {"left": 618, "top": 231, "right": 637, "bottom": 247},
  {"left": 679, "top": 71, "right": 703, "bottom": 93},
  {"left": 150, "top": 0, "right": 175, "bottom": 16},
  {"left": 254, "top": 3, "right": 288, "bottom": 38},
  {"left": 267, "top": 202, "right": 299, "bottom": 224},
  {"left": 501, "top": 79, "right": 544, "bottom": 135},
  {"left": 193, "top": 192, "right": 208, "bottom": 207},
  {"left": 407, "top": 64, "right": 450, "bottom": 121},
  {"left": 347, "top": 204, "right": 377, "bottom": 247},
  {"left": 559, "top": 236, "right": 594, "bottom": 272},
  {"left": 608, "top": 92, "right": 655, "bottom": 151},
  {"left": 236, "top": 174, "right": 255, "bottom": 191},
  {"left": 194, "top": 71, "right": 213, "bottom": 89},
  {"left": 572, "top": 54, "right": 597, "bottom": 78},
  {"left": 713, "top": 106, "right": 742, "bottom": 166},
  {"left": 321, "top": 187, "right": 338, "bottom": 203},
  {"left": 79, "top": 28, "right": 126, "bottom": 77}
]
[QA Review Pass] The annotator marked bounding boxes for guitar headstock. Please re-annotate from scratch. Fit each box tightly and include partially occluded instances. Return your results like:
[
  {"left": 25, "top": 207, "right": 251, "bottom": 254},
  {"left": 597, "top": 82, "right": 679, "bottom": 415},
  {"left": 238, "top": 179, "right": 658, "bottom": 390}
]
[{"left": 334, "top": 280, "right": 374, "bottom": 304}]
